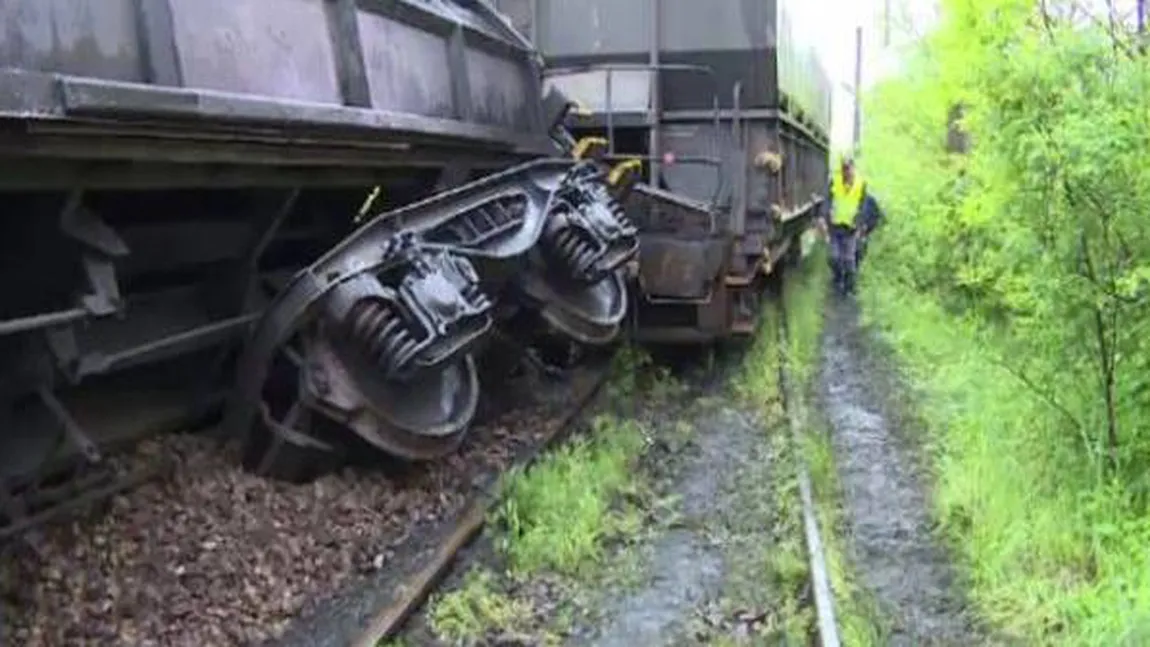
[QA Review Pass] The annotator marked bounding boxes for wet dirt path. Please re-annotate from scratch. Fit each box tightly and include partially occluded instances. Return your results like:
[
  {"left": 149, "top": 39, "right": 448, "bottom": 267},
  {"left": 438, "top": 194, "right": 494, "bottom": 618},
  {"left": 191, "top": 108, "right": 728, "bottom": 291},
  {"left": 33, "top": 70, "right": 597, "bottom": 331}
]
[
  {"left": 395, "top": 346, "right": 804, "bottom": 647},
  {"left": 575, "top": 399, "right": 759, "bottom": 647},
  {"left": 818, "top": 295, "right": 981, "bottom": 645}
]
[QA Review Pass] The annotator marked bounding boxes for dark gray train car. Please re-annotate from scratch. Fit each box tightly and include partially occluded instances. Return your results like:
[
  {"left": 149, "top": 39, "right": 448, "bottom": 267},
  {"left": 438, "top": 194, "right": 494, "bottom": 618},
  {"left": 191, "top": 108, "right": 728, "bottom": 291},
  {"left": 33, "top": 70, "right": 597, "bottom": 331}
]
[
  {"left": 496, "top": 0, "right": 832, "bottom": 343},
  {"left": 0, "top": 0, "right": 602, "bottom": 536}
]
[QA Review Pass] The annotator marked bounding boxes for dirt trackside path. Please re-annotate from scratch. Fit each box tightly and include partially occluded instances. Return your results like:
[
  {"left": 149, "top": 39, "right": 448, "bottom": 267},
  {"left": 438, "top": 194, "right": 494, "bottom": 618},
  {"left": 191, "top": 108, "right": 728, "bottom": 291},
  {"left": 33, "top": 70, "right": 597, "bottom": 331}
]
[
  {"left": 817, "top": 295, "right": 982, "bottom": 645},
  {"left": 573, "top": 396, "right": 781, "bottom": 646},
  {"left": 395, "top": 332, "right": 814, "bottom": 647}
]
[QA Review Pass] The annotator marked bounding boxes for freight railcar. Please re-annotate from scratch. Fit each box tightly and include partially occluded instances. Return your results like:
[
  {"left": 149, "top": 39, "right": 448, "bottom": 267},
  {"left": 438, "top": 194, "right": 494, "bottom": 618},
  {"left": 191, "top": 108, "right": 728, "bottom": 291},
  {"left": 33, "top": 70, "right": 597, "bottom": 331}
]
[
  {"left": 495, "top": 0, "right": 833, "bottom": 343},
  {"left": 0, "top": 0, "right": 639, "bottom": 536},
  {"left": 0, "top": 0, "right": 834, "bottom": 539}
]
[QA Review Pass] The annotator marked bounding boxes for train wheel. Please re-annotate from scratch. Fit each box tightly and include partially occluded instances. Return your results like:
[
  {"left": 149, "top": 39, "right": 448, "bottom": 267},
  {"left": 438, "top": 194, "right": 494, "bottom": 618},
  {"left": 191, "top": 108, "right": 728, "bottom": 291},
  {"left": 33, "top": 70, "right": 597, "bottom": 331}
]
[{"left": 239, "top": 323, "right": 482, "bottom": 480}]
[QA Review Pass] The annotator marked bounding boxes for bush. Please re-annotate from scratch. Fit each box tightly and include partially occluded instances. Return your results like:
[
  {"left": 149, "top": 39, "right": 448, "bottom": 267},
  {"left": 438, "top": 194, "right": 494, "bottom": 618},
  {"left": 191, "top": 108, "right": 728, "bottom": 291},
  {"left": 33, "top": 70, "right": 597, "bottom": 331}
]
[{"left": 860, "top": 1, "right": 1150, "bottom": 643}]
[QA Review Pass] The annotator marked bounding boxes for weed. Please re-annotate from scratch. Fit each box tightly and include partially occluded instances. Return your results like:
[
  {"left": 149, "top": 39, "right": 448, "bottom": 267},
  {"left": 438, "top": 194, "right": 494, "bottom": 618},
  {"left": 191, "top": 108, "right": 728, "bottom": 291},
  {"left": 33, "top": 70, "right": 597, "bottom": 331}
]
[
  {"left": 606, "top": 344, "right": 679, "bottom": 405},
  {"left": 426, "top": 569, "right": 540, "bottom": 646},
  {"left": 423, "top": 347, "right": 682, "bottom": 645},
  {"left": 492, "top": 414, "right": 649, "bottom": 578}
]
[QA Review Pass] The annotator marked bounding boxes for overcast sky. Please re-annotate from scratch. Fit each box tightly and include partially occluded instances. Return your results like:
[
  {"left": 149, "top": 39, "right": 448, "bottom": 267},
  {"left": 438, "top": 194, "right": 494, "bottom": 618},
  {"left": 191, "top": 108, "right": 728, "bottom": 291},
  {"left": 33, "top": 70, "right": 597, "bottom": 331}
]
[
  {"left": 805, "top": 0, "right": 872, "bottom": 151},
  {"left": 798, "top": 0, "right": 939, "bottom": 150},
  {"left": 810, "top": 0, "right": 1143, "bottom": 149}
]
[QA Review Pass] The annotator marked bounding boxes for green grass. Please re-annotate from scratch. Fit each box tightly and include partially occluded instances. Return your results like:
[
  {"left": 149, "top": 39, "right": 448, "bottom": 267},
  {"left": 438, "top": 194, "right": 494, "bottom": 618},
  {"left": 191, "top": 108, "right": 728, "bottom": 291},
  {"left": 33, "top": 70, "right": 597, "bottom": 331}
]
[
  {"left": 492, "top": 413, "right": 649, "bottom": 577},
  {"left": 778, "top": 247, "right": 887, "bottom": 646},
  {"left": 860, "top": 273, "right": 1150, "bottom": 646},
  {"left": 606, "top": 343, "right": 682, "bottom": 406},
  {"left": 711, "top": 250, "right": 862, "bottom": 646},
  {"left": 425, "top": 413, "right": 650, "bottom": 644},
  {"left": 426, "top": 569, "right": 542, "bottom": 646},
  {"left": 425, "top": 348, "right": 670, "bottom": 644}
]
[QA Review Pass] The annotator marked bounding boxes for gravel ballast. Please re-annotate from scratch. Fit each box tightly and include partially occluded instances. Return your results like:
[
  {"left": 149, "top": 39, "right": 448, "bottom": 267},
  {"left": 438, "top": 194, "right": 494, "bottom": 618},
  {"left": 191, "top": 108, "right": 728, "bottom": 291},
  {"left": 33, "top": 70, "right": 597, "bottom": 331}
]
[{"left": 1, "top": 396, "right": 559, "bottom": 647}]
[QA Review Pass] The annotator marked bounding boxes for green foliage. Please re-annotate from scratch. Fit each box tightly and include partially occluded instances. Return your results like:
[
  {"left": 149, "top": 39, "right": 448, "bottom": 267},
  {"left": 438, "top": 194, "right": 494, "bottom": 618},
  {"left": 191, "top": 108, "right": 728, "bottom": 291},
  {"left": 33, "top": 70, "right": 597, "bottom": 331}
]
[
  {"left": 731, "top": 302, "right": 783, "bottom": 409},
  {"left": 492, "top": 414, "right": 648, "bottom": 577},
  {"left": 865, "top": 0, "right": 1150, "bottom": 471},
  {"left": 782, "top": 252, "right": 888, "bottom": 644},
  {"left": 427, "top": 569, "right": 540, "bottom": 646},
  {"left": 781, "top": 248, "right": 829, "bottom": 386},
  {"left": 862, "top": 283, "right": 1150, "bottom": 645},
  {"left": 860, "top": 4, "right": 1150, "bottom": 639},
  {"left": 607, "top": 343, "right": 683, "bottom": 406}
]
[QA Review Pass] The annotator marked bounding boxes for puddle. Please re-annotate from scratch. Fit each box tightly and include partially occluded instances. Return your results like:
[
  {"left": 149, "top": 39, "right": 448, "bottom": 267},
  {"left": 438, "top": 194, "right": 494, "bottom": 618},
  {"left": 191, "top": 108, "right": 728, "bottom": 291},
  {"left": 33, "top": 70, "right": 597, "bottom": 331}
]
[{"left": 819, "top": 295, "right": 981, "bottom": 645}]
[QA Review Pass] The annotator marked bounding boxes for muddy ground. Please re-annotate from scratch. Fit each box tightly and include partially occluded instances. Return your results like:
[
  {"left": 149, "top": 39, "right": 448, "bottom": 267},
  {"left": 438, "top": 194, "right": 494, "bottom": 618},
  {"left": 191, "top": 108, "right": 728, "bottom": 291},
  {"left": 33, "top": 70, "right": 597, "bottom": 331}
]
[
  {"left": 397, "top": 348, "right": 809, "bottom": 646},
  {"left": 818, "top": 294, "right": 984, "bottom": 645},
  {"left": 399, "top": 288, "right": 988, "bottom": 647}
]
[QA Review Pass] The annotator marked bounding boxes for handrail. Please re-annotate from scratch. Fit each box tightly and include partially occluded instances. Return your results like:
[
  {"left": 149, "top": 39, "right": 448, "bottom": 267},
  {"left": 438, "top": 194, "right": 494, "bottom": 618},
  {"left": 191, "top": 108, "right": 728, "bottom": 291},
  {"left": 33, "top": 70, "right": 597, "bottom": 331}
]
[
  {"left": 543, "top": 62, "right": 726, "bottom": 212},
  {"left": 729, "top": 80, "right": 747, "bottom": 236}
]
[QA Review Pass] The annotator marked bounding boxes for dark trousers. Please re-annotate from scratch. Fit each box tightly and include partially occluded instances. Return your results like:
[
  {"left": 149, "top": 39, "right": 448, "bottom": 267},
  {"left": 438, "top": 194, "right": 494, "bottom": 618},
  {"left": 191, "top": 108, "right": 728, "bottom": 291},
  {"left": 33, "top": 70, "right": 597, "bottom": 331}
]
[{"left": 828, "top": 225, "right": 861, "bottom": 293}]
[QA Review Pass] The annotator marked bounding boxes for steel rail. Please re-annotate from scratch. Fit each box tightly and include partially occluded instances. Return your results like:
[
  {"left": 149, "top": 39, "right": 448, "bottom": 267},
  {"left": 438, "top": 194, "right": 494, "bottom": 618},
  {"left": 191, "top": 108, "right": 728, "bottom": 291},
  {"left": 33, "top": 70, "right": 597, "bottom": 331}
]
[
  {"left": 777, "top": 298, "right": 842, "bottom": 647},
  {"left": 350, "top": 360, "right": 613, "bottom": 646}
]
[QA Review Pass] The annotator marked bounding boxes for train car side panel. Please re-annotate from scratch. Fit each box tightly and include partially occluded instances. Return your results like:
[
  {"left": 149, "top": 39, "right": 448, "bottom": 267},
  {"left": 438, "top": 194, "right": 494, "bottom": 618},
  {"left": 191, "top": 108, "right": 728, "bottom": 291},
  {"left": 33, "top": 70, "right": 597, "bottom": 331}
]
[{"left": 0, "top": 0, "right": 146, "bottom": 82}]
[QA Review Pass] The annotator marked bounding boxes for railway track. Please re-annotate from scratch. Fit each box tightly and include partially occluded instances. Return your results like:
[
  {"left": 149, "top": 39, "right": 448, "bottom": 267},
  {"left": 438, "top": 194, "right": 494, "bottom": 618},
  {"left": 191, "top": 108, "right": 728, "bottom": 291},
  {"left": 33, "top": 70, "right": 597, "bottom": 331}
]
[
  {"left": 337, "top": 296, "right": 845, "bottom": 647},
  {"left": 778, "top": 293, "right": 841, "bottom": 647},
  {"left": 344, "top": 362, "right": 610, "bottom": 647},
  {"left": 0, "top": 287, "right": 839, "bottom": 647},
  {"left": 0, "top": 357, "right": 613, "bottom": 647}
]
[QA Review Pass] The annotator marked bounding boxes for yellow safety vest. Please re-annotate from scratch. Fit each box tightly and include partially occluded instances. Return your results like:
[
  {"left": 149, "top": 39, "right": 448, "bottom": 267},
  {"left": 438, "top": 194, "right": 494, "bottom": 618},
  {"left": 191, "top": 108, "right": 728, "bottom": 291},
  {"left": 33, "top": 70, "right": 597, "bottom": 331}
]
[{"left": 830, "top": 171, "right": 865, "bottom": 227}]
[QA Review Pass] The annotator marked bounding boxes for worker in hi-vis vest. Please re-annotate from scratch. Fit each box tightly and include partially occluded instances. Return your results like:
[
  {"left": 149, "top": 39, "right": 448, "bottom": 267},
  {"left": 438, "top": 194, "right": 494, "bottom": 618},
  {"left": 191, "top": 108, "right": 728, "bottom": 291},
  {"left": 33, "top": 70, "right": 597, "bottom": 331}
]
[{"left": 817, "top": 156, "right": 884, "bottom": 295}]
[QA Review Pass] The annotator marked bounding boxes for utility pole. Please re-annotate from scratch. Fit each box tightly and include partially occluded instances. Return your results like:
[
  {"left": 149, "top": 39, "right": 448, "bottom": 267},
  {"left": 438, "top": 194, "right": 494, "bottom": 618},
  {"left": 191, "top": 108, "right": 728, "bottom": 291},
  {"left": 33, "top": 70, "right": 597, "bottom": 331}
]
[
  {"left": 852, "top": 26, "right": 862, "bottom": 152},
  {"left": 884, "top": 0, "right": 891, "bottom": 46}
]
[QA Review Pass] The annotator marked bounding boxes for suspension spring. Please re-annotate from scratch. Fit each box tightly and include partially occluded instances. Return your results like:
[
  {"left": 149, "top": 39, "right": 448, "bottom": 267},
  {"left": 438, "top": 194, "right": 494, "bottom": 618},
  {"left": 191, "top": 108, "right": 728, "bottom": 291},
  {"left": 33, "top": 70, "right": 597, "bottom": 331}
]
[
  {"left": 551, "top": 226, "right": 600, "bottom": 280},
  {"left": 607, "top": 196, "right": 634, "bottom": 233},
  {"left": 345, "top": 299, "right": 421, "bottom": 375},
  {"left": 462, "top": 281, "right": 487, "bottom": 308},
  {"left": 555, "top": 192, "right": 635, "bottom": 281}
]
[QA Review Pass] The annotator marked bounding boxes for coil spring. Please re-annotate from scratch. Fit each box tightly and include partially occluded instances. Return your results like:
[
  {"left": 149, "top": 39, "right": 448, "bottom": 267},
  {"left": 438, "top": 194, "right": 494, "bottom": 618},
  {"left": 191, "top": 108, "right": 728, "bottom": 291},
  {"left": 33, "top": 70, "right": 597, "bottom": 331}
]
[
  {"left": 552, "top": 226, "right": 600, "bottom": 280},
  {"left": 608, "top": 196, "right": 634, "bottom": 233},
  {"left": 346, "top": 300, "right": 420, "bottom": 373},
  {"left": 462, "top": 281, "right": 487, "bottom": 308},
  {"left": 566, "top": 194, "right": 635, "bottom": 276}
]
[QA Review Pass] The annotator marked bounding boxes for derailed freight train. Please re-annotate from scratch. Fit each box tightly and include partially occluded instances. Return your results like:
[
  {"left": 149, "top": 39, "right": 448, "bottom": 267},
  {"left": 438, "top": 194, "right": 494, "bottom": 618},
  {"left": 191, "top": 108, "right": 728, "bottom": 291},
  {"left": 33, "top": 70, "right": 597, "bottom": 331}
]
[
  {"left": 0, "top": 0, "right": 829, "bottom": 537},
  {"left": 496, "top": 0, "right": 833, "bottom": 343}
]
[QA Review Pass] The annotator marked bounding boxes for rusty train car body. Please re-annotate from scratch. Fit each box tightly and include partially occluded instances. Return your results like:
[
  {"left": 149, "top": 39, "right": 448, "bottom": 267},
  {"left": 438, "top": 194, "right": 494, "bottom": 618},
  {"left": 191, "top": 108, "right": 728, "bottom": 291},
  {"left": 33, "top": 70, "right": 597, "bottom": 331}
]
[
  {"left": 0, "top": 0, "right": 830, "bottom": 537},
  {"left": 496, "top": 0, "right": 832, "bottom": 344}
]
